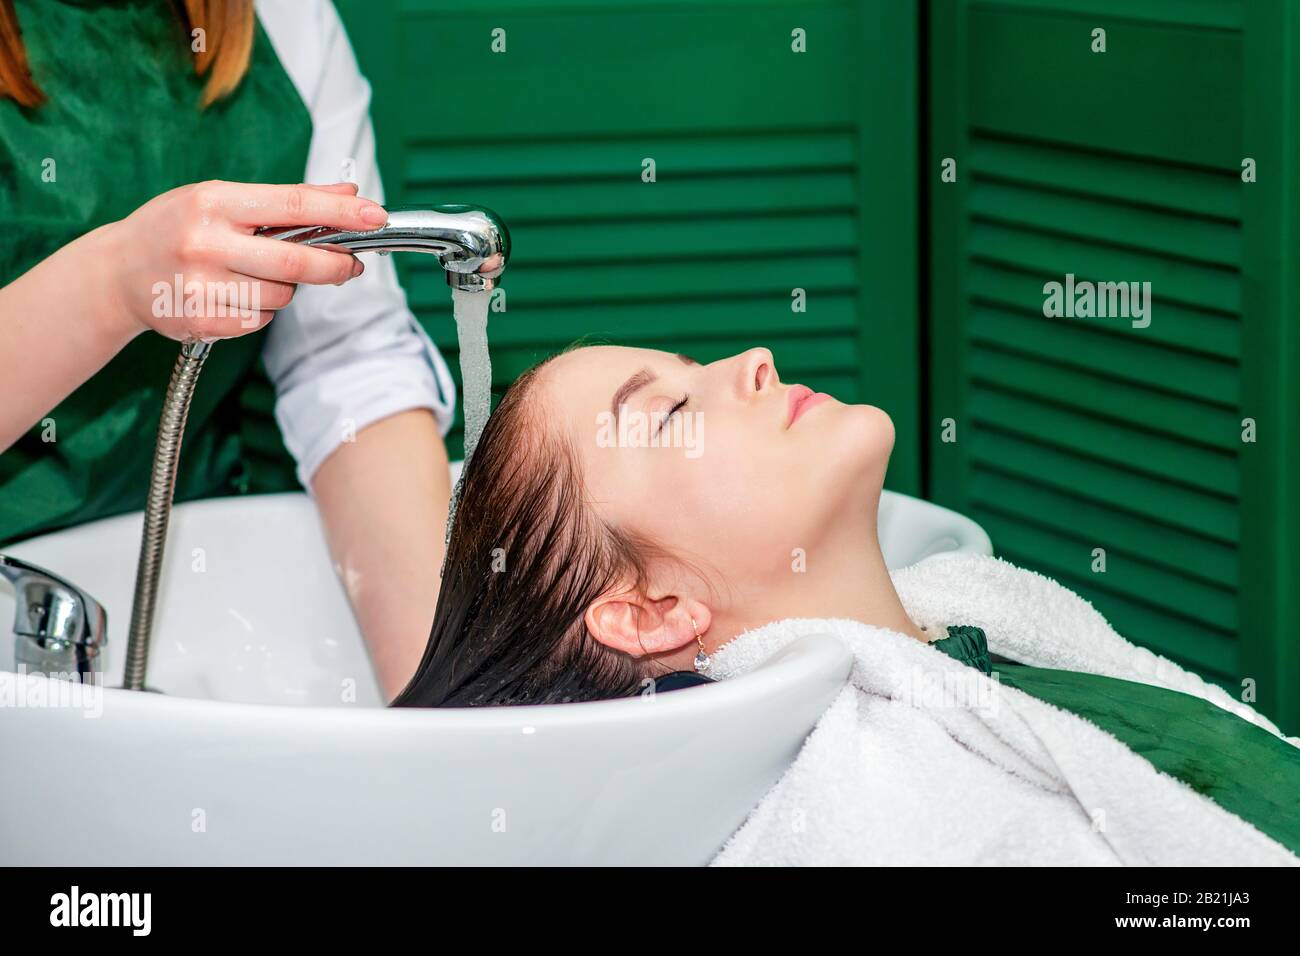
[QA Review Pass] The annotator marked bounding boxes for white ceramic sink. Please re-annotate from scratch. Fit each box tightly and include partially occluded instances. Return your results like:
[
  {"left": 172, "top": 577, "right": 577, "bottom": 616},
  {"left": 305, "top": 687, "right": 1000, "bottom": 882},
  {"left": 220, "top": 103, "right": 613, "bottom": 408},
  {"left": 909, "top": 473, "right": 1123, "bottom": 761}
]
[{"left": 0, "top": 475, "right": 989, "bottom": 865}]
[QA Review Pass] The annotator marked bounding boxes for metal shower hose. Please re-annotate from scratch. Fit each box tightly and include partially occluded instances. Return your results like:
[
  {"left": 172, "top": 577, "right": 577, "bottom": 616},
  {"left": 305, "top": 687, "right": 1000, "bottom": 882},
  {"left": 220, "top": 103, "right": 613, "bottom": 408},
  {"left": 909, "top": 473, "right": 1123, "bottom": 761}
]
[{"left": 122, "top": 338, "right": 212, "bottom": 691}]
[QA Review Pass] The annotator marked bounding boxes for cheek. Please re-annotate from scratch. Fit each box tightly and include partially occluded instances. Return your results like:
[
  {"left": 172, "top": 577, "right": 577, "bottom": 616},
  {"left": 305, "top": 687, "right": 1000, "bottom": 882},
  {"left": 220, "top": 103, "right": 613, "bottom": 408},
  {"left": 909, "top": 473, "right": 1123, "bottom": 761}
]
[
  {"left": 591, "top": 405, "right": 896, "bottom": 576},
  {"left": 659, "top": 426, "right": 804, "bottom": 570}
]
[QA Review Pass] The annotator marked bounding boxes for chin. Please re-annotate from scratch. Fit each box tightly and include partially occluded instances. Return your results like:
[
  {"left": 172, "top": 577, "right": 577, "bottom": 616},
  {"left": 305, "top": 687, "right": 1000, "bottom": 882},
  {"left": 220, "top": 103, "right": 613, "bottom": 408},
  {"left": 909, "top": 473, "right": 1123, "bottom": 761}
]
[
  {"left": 840, "top": 402, "right": 895, "bottom": 462},
  {"left": 811, "top": 402, "right": 894, "bottom": 501}
]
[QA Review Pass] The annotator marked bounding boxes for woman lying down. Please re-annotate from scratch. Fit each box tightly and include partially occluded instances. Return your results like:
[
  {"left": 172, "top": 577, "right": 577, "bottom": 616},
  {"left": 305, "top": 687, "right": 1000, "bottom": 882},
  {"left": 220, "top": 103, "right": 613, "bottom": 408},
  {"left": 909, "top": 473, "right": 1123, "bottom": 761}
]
[{"left": 392, "top": 345, "right": 1300, "bottom": 866}]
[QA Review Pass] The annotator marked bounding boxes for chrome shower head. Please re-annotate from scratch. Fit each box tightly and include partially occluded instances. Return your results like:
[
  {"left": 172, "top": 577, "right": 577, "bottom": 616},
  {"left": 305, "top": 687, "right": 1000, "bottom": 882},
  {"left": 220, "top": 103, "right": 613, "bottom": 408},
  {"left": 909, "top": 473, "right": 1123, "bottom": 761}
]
[{"left": 257, "top": 204, "right": 510, "bottom": 292}]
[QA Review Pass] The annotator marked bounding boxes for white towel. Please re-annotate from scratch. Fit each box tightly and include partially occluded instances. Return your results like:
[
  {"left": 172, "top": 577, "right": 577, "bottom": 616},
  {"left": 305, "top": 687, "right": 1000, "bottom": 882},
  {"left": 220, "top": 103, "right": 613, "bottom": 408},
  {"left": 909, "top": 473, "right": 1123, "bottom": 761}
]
[{"left": 707, "top": 552, "right": 1299, "bottom": 866}]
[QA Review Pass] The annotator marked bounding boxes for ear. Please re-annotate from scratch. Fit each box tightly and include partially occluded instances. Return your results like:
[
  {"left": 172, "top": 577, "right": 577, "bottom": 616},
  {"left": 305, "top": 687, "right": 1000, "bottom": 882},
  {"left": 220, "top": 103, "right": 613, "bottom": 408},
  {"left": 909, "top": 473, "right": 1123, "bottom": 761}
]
[{"left": 584, "top": 590, "right": 712, "bottom": 659}]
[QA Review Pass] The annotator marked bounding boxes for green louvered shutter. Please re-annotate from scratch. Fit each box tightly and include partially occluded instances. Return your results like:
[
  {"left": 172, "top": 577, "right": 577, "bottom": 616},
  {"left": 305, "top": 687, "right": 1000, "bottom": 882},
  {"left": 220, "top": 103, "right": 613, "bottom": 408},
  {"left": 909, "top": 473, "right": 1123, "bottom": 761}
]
[
  {"left": 930, "top": 0, "right": 1300, "bottom": 729},
  {"left": 337, "top": 0, "right": 923, "bottom": 492}
]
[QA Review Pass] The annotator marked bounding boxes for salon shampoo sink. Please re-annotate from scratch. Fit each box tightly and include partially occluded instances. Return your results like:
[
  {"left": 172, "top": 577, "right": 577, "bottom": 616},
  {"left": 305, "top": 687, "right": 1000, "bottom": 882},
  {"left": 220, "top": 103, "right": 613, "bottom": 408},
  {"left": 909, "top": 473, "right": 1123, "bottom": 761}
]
[{"left": 0, "top": 476, "right": 989, "bottom": 865}]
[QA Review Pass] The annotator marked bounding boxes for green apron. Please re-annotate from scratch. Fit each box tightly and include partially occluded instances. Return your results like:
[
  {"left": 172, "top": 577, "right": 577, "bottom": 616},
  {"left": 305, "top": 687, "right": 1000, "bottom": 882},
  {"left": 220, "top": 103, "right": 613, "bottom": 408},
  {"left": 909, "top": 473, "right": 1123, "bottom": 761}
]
[
  {"left": 932, "top": 625, "right": 1300, "bottom": 856},
  {"left": 0, "top": 0, "right": 312, "bottom": 546}
]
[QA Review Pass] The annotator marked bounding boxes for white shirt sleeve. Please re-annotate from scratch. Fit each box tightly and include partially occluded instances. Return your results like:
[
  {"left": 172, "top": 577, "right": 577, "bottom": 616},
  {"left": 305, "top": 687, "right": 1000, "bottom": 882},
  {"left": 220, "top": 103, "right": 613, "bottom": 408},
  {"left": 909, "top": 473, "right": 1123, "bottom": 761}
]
[{"left": 253, "top": 0, "right": 456, "bottom": 490}]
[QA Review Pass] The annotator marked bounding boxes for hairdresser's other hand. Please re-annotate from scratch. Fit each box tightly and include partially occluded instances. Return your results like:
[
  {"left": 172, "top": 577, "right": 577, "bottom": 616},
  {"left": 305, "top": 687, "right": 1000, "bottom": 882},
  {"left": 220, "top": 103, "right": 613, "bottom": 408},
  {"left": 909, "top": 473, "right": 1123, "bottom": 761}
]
[{"left": 101, "top": 180, "right": 386, "bottom": 343}]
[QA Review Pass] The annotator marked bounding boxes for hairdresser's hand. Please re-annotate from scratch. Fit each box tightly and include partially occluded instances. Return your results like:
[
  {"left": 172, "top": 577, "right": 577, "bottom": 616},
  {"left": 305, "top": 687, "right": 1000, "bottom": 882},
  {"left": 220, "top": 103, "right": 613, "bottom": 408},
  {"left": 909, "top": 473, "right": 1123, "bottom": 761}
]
[{"left": 100, "top": 180, "right": 386, "bottom": 343}]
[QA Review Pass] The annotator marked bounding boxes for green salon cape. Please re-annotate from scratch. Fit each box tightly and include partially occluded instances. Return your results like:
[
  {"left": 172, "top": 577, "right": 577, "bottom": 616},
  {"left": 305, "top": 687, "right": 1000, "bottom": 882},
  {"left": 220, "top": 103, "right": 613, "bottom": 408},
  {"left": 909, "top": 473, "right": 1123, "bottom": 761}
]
[
  {"left": 0, "top": 0, "right": 311, "bottom": 546},
  {"left": 932, "top": 625, "right": 1300, "bottom": 856}
]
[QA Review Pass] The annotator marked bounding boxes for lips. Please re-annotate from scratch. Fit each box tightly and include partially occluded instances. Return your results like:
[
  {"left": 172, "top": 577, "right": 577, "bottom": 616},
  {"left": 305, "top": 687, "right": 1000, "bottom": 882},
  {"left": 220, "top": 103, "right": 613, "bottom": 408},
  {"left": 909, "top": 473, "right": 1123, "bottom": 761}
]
[{"left": 786, "top": 385, "right": 830, "bottom": 427}]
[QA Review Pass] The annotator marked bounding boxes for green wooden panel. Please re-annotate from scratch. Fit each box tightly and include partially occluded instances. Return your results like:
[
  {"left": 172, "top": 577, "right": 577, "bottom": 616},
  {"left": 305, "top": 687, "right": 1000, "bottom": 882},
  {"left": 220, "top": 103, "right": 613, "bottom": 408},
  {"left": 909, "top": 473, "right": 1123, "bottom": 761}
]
[
  {"left": 1239, "top": 0, "right": 1300, "bottom": 737},
  {"left": 335, "top": 0, "right": 920, "bottom": 493},
  {"left": 969, "top": 9, "right": 1242, "bottom": 168},
  {"left": 930, "top": 0, "right": 1299, "bottom": 731}
]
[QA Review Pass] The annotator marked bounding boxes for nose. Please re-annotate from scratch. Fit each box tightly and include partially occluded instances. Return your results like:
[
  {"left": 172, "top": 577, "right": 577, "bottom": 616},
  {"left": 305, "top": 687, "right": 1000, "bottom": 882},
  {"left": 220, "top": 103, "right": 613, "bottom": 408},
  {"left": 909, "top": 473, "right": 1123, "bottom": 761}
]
[{"left": 737, "top": 347, "right": 777, "bottom": 396}]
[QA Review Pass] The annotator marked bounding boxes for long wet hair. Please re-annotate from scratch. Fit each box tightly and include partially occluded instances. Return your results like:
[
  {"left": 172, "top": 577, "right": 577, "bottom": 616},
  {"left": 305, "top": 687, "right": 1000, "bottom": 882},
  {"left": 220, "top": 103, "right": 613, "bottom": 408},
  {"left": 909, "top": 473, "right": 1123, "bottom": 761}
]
[{"left": 391, "top": 354, "right": 670, "bottom": 708}]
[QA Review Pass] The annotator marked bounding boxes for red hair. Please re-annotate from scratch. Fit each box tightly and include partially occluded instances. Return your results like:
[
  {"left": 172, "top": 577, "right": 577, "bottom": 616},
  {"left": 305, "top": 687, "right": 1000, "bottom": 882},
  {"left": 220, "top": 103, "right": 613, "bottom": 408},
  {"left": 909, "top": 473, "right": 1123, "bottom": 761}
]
[{"left": 0, "top": 0, "right": 254, "bottom": 109}]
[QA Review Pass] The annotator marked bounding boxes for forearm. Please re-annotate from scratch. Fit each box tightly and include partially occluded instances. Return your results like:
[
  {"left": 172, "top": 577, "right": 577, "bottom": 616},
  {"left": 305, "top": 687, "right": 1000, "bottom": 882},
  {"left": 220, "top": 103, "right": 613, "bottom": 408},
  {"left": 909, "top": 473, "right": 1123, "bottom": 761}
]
[
  {"left": 0, "top": 225, "right": 140, "bottom": 451},
  {"left": 311, "top": 407, "right": 451, "bottom": 702}
]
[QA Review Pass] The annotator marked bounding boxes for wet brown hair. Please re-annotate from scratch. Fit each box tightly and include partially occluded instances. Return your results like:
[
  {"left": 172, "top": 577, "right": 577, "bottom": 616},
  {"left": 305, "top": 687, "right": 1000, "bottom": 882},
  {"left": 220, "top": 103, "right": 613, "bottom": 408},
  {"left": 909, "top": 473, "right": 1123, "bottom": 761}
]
[
  {"left": 0, "top": 0, "right": 254, "bottom": 109},
  {"left": 391, "top": 355, "right": 670, "bottom": 707}
]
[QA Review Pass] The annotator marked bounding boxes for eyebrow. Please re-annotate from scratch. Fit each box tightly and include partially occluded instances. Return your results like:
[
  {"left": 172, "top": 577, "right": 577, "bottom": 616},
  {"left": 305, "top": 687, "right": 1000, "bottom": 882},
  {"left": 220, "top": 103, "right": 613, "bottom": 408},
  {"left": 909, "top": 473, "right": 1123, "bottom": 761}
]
[{"left": 610, "top": 354, "right": 698, "bottom": 422}]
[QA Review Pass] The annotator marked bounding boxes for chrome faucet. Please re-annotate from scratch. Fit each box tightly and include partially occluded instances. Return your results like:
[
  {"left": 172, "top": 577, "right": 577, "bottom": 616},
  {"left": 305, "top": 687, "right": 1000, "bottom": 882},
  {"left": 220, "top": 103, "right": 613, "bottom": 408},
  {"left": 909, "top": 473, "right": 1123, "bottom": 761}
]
[
  {"left": 256, "top": 204, "right": 510, "bottom": 292},
  {"left": 0, "top": 554, "right": 107, "bottom": 681}
]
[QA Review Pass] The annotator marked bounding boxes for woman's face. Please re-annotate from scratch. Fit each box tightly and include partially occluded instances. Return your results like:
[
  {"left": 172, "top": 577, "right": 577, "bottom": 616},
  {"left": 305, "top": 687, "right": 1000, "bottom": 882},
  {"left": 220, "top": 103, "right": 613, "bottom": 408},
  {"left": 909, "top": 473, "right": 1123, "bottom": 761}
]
[{"left": 535, "top": 345, "right": 895, "bottom": 593}]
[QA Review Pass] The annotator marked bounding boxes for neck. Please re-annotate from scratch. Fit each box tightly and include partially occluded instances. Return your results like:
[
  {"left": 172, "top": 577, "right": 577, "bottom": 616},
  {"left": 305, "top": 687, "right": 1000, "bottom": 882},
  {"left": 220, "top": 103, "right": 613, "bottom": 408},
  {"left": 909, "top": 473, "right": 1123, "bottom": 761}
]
[{"left": 709, "top": 503, "right": 932, "bottom": 654}]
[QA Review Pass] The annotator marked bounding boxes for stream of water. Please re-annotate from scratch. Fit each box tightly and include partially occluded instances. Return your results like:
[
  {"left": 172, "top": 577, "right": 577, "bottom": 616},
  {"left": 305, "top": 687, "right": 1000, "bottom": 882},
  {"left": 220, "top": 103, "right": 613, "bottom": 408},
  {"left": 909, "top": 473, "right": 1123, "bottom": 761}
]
[
  {"left": 452, "top": 287, "right": 492, "bottom": 465},
  {"left": 445, "top": 287, "right": 493, "bottom": 548}
]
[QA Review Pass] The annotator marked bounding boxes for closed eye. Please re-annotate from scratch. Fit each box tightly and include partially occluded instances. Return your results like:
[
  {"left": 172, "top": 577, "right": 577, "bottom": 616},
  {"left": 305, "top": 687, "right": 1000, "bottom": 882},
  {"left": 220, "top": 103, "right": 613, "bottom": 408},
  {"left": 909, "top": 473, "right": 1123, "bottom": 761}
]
[{"left": 657, "top": 395, "right": 689, "bottom": 435}]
